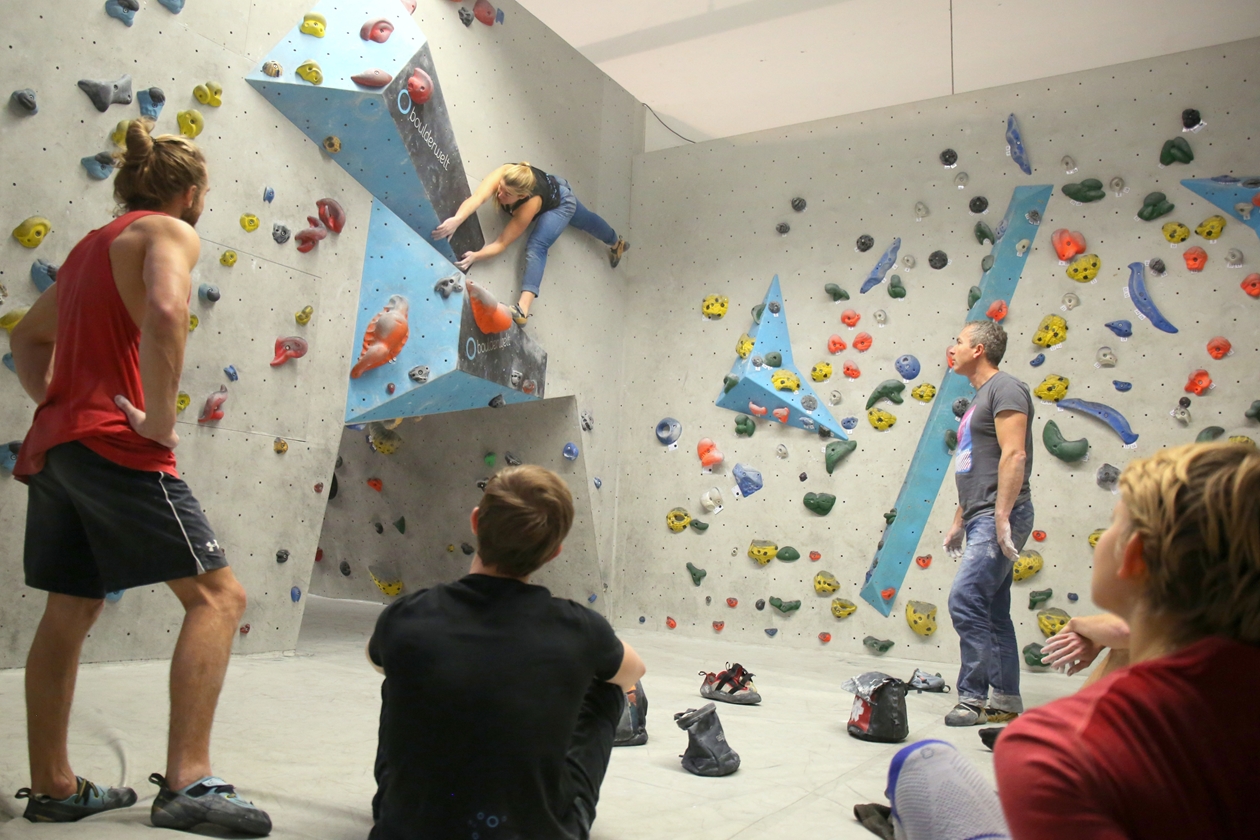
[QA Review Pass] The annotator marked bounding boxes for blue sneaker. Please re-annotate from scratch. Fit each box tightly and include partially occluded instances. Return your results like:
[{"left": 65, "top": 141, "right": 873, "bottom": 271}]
[
  {"left": 149, "top": 773, "right": 272, "bottom": 836},
  {"left": 15, "top": 776, "right": 138, "bottom": 822}
]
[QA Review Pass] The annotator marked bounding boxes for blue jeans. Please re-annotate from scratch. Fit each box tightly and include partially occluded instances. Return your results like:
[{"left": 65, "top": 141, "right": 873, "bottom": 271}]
[
  {"left": 521, "top": 178, "right": 618, "bottom": 296},
  {"left": 947, "top": 501, "right": 1035, "bottom": 712}
]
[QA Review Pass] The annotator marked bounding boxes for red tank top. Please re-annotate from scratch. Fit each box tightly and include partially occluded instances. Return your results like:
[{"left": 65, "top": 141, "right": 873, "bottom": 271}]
[{"left": 15, "top": 211, "right": 180, "bottom": 480}]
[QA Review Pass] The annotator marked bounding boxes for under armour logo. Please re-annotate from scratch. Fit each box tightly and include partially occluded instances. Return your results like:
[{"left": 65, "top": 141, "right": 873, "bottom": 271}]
[{"left": 206, "top": 540, "right": 222, "bottom": 553}]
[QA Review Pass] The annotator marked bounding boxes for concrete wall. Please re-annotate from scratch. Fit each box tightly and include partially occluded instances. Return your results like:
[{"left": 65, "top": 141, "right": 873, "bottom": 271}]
[
  {"left": 0, "top": 0, "right": 640, "bottom": 667},
  {"left": 613, "top": 38, "right": 1260, "bottom": 667}
]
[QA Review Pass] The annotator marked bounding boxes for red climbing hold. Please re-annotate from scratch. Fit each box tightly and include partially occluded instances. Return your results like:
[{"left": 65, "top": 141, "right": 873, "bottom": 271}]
[
  {"left": 1243, "top": 273, "right": 1260, "bottom": 298},
  {"left": 712, "top": 620, "right": 725, "bottom": 633},
  {"left": 986, "top": 299, "right": 1009, "bottom": 322},
  {"left": 809, "top": 550, "right": 821, "bottom": 561},
  {"left": 473, "top": 0, "right": 495, "bottom": 25},
  {"left": 853, "top": 332, "right": 873, "bottom": 352},
  {"left": 1032, "top": 530, "right": 1047, "bottom": 542},
  {"left": 315, "top": 548, "right": 323, "bottom": 562},
  {"left": 881, "top": 587, "right": 895, "bottom": 600},
  {"left": 386, "top": 382, "right": 396, "bottom": 394},
  {"left": 406, "top": 68, "right": 433, "bottom": 105},
  {"left": 1183, "top": 246, "right": 1208, "bottom": 272},
  {"left": 367, "top": 477, "right": 383, "bottom": 492},
  {"left": 360, "top": 18, "right": 394, "bottom": 42},
  {"left": 841, "top": 309, "right": 861, "bottom": 328},
  {"left": 726, "top": 597, "right": 738, "bottom": 608},
  {"left": 1206, "top": 337, "right": 1231, "bottom": 360},
  {"left": 317, "top": 198, "right": 346, "bottom": 233},
  {"left": 666, "top": 616, "right": 677, "bottom": 629},
  {"left": 1051, "top": 229, "right": 1086, "bottom": 262},
  {"left": 748, "top": 400, "right": 768, "bottom": 417},
  {"left": 400, "top": 0, "right": 416, "bottom": 11},
  {"left": 197, "top": 385, "right": 228, "bottom": 424},
  {"left": 270, "top": 335, "right": 309, "bottom": 366},
  {"left": 239, "top": 624, "right": 250, "bottom": 635},
  {"left": 352, "top": 69, "right": 392, "bottom": 88},
  {"left": 295, "top": 217, "right": 328, "bottom": 253},
  {"left": 915, "top": 554, "right": 932, "bottom": 569},
  {"left": 772, "top": 407, "right": 790, "bottom": 423},
  {"left": 314, "top": 482, "right": 324, "bottom": 493},
  {"left": 828, "top": 334, "right": 847, "bottom": 354},
  {"left": 843, "top": 361, "right": 861, "bottom": 379},
  {"left": 818, "top": 632, "right": 832, "bottom": 643},
  {"left": 1184, "top": 369, "right": 1212, "bottom": 396}
]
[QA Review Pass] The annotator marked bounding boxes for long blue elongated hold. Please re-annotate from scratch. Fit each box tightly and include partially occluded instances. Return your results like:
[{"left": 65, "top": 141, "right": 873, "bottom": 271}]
[
  {"left": 1006, "top": 114, "right": 1032, "bottom": 175},
  {"left": 860, "top": 237, "right": 901, "bottom": 294},
  {"left": 1058, "top": 398, "right": 1139, "bottom": 446},
  {"left": 1126, "top": 262, "right": 1178, "bottom": 334}
]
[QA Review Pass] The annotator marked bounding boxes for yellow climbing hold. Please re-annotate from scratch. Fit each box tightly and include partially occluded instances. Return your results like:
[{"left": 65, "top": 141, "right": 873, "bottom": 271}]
[
  {"left": 1013, "top": 549, "right": 1043, "bottom": 582},
  {"left": 0, "top": 308, "right": 29, "bottom": 334},
  {"left": 176, "top": 109, "right": 204, "bottom": 138},
  {"left": 188, "top": 314, "right": 199, "bottom": 332},
  {"left": 771, "top": 370, "right": 801, "bottom": 392},
  {"left": 296, "top": 59, "right": 324, "bottom": 85},
  {"left": 296, "top": 306, "right": 314, "bottom": 326},
  {"left": 110, "top": 119, "right": 131, "bottom": 147},
  {"left": 1033, "top": 374, "right": 1070, "bottom": 402},
  {"left": 193, "top": 81, "right": 223, "bottom": 107},
  {"left": 1162, "top": 221, "right": 1190, "bottom": 243},
  {"left": 748, "top": 539, "right": 778, "bottom": 565},
  {"left": 1228, "top": 435, "right": 1256, "bottom": 448},
  {"left": 831, "top": 598, "right": 857, "bottom": 619},
  {"left": 240, "top": 214, "right": 260, "bottom": 232},
  {"left": 911, "top": 383, "right": 936, "bottom": 402},
  {"left": 369, "top": 569, "right": 403, "bottom": 597},
  {"left": 1066, "top": 254, "right": 1100, "bottom": 282},
  {"left": 867, "top": 407, "right": 896, "bottom": 431},
  {"left": 1088, "top": 528, "right": 1106, "bottom": 548},
  {"left": 666, "top": 507, "right": 692, "bottom": 533},
  {"left": 1195, "top": 215, "right": 1226, "bottom": 240},
  {"left": 175, "top": 392, "right": 191, "bottom": 413},
  {"left": 906, "top": 600, "right": 938, "bottom": 637},
  {"left": 273, "top": 438, "right": 289, "bottom": 454},
  {"left": 220, "top": 250, "right": 237, "bottom": 267},
  {"left": 811, "top": 362, "right": 833, "bottom": 382},
  {"left": 1032, "top": 314, "right": 1068, "bottom": 348},
  {"left": 701, "top": 294, "right": 728, "bottom": 319},
  {"left": 12, "top": 216, "right": 50, "bottom": 248},
  {"left": 813, "top": 571, "right": 839, "bottom": 594},
  {"left": 300, "top": 12, "right": 327, "bottom": 37},
  {"left": 1038, "top": 607, "right": 1071, "bottom": 637},
  {"left": 735, "top": 333, "right": 754, "bottom": 359}
]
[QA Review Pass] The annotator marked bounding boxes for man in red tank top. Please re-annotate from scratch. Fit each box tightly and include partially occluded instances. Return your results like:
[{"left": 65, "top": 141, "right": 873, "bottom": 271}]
[{"left": 10, "top": 119, "right": 271, "bottom": 835}]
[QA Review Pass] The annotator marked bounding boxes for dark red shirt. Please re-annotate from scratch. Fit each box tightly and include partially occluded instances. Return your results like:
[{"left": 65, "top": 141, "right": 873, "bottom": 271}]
[
  {"left": 994, "top": 635, "right": 1260, "bottom": 840},
  {"left": 15, "top": 211, "right": 179, "bottom": 480}
]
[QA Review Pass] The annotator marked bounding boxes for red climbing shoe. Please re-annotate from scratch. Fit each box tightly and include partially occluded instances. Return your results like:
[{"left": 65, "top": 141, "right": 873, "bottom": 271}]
[{"left": 699, "top": 662, "right": 761, "bottom": 705}]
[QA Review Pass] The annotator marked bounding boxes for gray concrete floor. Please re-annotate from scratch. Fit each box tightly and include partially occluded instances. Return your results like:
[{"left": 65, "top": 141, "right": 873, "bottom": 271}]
[{"left": 0, "top": 595, "right": 1077, "bottom": 838}]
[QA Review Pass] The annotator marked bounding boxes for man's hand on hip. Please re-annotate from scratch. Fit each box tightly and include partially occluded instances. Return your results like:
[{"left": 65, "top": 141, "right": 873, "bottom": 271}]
[{"left": 995, "top": 514, "right": 1018, "bottom": 560}]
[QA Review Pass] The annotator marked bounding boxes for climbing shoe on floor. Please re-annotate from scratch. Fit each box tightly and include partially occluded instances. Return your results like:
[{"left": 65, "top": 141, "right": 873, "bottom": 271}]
[
  {"left": 978, "top": 727, "right": 1005, "bottom": 751},
  {"left": 699, "top": 662, "right": 761, "bottom": 705},
  {"left": 674, "top": 702, "right": 740, "bottom": 777},
  {"left": 509, "top": 303, "right": 529, "bottom": 327},
  {"left": 149, "top": 773, "right": 272, "bottom": 836},
  {"left": 906, "top": 668, "right": 950, "bottom": 693},
  {"left": 944, "top": 702, "right": 987, "bottom": 726},
  {"left": 609, "top": 237, "right": 629, "bottom": 268},
  {"left": 16, "top": 777, "right": 137, "bottom": 822},
  {"left": 985, "top": 708, "right": 1020, "bottom": 723},
  {"left": 613, "top": 680, "right": 649, "bottom": 747},
  {"left": 853, "top": 802, "right": 895, "bottom": 840}
]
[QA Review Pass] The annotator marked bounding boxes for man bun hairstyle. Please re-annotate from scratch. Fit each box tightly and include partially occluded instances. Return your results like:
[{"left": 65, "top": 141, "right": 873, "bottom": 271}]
[
  {"left": 476, "top": 465, "right": 574, "bottom": 577},
  {"left": 965, "top": 319, "right": 1008, "bottom": 366},
  {"left": 1119, "top": 442, "right": 1260, "bottom": 646},
  {"left": 112, "top": 117, "right": 208, "bottom": 213}
]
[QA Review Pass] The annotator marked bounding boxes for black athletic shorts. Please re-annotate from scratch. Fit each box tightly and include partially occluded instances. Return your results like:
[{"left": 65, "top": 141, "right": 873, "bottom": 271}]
[{"left": 24, "top": 441, "right": 227, "bottom": 599}]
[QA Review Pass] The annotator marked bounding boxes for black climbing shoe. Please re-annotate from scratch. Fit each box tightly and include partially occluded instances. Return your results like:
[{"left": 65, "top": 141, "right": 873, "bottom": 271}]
[
  {"left": 149, "top": 773, "right": 272, "bottom": 836},
  {"left": 978, "top": 726, "right": 1004, "bottom": 751},
  {"left": 853, "top": 802, "right": 895, "bottom": 839},
  {"left": 15, "top": 777, "right": 137, "bottom": 823},
  {"left": 674, "top": 702, "right": 740, "bottom": 776},
  {"left": 613, "top": 680, "right": 649, "bottom": 747}
]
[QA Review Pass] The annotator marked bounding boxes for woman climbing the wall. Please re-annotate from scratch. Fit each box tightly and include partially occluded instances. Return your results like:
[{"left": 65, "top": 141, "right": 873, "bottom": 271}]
[{"left": 432, "top": 163, "right": 628, "bottom": 326}]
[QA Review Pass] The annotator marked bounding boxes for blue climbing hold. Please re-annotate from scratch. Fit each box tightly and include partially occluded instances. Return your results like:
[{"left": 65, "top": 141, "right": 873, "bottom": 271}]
[
  {"left": 0, "top": 440, "right": 20, "bottom": 474},
  {"left": 105, "top": 0, "right": 139, "bottom": 26},
  {"left": 860, "top": 238, "right": 901, "bottom": 294},
  {"left": 105, "top": 590, "right": 124, "bottom": 603},
  {"left": 1067, "top": 592, "right": 1079, "bottom": 602},
  {"left": 895, "top": 354, "right": 921, "bottom": 380},
  {"left": 655, "top": 417, "right": 681, "bottom": 445},
  {"left": 1105, "top": 320, "right": 1133, "bottom": 338},
  {"left": 1058, "top": 398, "right": 1140, "bottom": 446},
  {"left": 1006, "top": 113, "right": 1032, "bottom": 175},
  {"left": 593, "top": 477, "right": 602, "bottom": 489},
  {"left": 587, "top": 593, "right": 598, "bottom": 603},
  {"left": 263, "top": 186, "right": 275, "bottom": 203},
  {"left": 30, "top": 259, "right": 58, "bottom": 292},
  {"left": 1113, "top": 381, "right": 1132, "bottom": 392},
  {"left": 290, "top": 585, "right": 301, "bottom": 602},
  {"left": 156, "top": 0, "right": 185, "bottom": 11},
  {"left": 136, "top": 87, "right": 165, "bottom": 119},
  {"left": 1030, "top": 353, "right": 1045, "bottom": 367},
  {"left": 2, "top": 353, "right": 14, "bottom": 373},
  {"left": 1126, "top": 262, "right": 1178, "bottom": 334},
  {"left": 563, "top": 442, "right": 579, "bottom": 461},
  {"left": 732, "top": 463, "right": 764, "bottom": 497},
  {"left": 765, "top": 628, "right": 778, "bottom": 637},
  {"left": 81, "top": 153, "right": 115, "bottom": 181},
  {"left": 224, "top": 365, "right": 239, "bottom": 381},
  {"left": 198, "top": 283, "right": 220, "bottom": 303},
  {"left": 638, "top": 615, "right": 645, "bottom": 623},
  {"left": 841, "top": 416, "right": 858, "bottom": 431}
]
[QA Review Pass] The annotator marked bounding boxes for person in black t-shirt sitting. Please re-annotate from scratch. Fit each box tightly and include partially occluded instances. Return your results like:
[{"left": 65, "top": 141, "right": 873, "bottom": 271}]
[
  {"left": 366, "top": 465, "right": 646, "bottom": 840},
  {"left": 432, "top": 163, "right": 629, "bottom": 327}
]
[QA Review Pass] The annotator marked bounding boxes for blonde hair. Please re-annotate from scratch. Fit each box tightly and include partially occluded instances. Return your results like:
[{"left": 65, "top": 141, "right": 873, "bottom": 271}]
[
  {"left": 500, "top": 162, "right": 537, "bottom": 196},
  {"left": 476, "top": 465, "right": 574, "bottom": 577},
  {"left": 113, "top": 117, "right": 207, "bottom": 213},
  {"left": 1119, "top": 442, "right": 1260, "bottom": 645}
]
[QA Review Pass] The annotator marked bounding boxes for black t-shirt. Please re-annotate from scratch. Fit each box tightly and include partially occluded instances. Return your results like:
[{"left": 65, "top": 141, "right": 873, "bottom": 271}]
[
  {"left": 368, "top": 574, "right": 624, "bottom": 840},
  {"left": 500, "top": 165, "right": 562, "bottom": 214}
]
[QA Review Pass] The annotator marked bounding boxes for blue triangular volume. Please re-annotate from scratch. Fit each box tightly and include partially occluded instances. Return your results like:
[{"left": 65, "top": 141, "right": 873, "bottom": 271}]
[
  {"left": 714, "top": 276, "right": 849, "bottom": 440},
  {"left": 1180, "top": 176, "right": 1260, "bottom": 241}
]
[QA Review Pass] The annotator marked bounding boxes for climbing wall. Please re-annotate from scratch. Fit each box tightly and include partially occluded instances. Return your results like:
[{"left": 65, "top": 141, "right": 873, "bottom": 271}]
[
  {"left": 614, "top": 37, "right": 1260, "bottom": 666},
  {"left": 311, "top": 397, "right": 605, "bottom": 611},
  {"left": 0, "top": 0, "right": 639, "bottom": 666}
]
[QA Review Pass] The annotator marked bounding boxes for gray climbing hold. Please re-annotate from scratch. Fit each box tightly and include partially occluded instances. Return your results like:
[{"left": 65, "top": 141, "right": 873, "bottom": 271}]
[
  {"left": 856, "top": 235, "right": 874, "bottom": 252},
  {"left": 952, "top": 397, "right": 970, "bottom": 418},
  {"left": 78, "top": 74, "right": 133, "bottom": 112},
  {"left": 198, "top": 283, "right": 220, "bottom": 303},
  {"left": 776, "top": 222, "right": 790, "bottom": 235},
  {"left": 272, "top": 223, "right": 291, "bottom": 244},
  {"left": 929, "top": 250, "right": 948, "bottom": 270},
  {"left": 1096, "top": 463, "right": 1120, "bottom": 490},
  {"left": 981, "top": 254, "right": 994, "bottom": 272},
  {"left": 9, "top": 88, "right": 37, "bottom": 115},
  {"left": 939, "top": 148, "right": 958, "bottom": 166},
  {"left": 81, "top": 152, "right": 116, "bottom": 181},
  {"left": 969, "top": 196, "right": 988, "bottom": 214},
  {"left": 137, "top": 87, "right": 165, "bottom": 119},
  {"left": 488, "top": 394, "right": 505, "bottom": 408},
  {"left": 791, "top": 197, "right": 806, "bottom": 212}
]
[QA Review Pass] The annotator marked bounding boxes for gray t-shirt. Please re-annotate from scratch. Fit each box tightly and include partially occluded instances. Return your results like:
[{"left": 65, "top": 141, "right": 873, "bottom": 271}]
[{"left": 954, "top": 370, "right": 1034, "bottom": 521}]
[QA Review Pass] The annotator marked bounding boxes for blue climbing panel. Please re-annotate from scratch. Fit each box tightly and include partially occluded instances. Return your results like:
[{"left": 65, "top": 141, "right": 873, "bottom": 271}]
[
  {"left": 1179, "top": 176, "right": 1260, "bottom": 241},
  {"left": 715, "top": 276, "right": 850, "bottom": 440},
  {"left": 246, "top": 0, "right": 484, "bottom": 262},
  {"left": 859, "top": 185, "right": 1054, "bottom": 616}
]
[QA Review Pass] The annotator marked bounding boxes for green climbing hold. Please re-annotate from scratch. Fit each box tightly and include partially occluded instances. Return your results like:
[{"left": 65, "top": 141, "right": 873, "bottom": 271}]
[
  {"left": 865, "top": 379, "right": 906, "bottom": 410},
  {"left": 1159, "top": 136, "right": 1194, "bottom": 166},
  {"left": 1028, "top": 588, "right": 1053, "bottom": 609},
  {"left": 1043, "top": 419, "right": 1089, "bottom": 462},
  {"left": 769, "top": 596, "right": 802, "bottom": 613},
  {"left": 1246, "top": 400, "right": 1260, "bottom": 422},
  {"left": 776, "top": 546, "right": 801, "bottom": 562},
  {"left": 1023, "top": 642, "right": 1049, "bottom": 667},
  {"left": 981, "top": 254, "right": 994, "bottom": 273},
  {"left": 824, "top": 283, "right": 849, "bottom": 302},
  {"left": 1196, "top": 426, "right": 1226, "bottom": 443},
  {"left": 1137, "top": 191, "right": 1175, "bottom": 221},
  {"left": 723, "top": 374, "right": 740, "bottom": 394},
  {"left": 968, "top": 285, "right": 982, "bottom": 309},
  {"left": 863, "top": 636, "right": 895, "bottom": 654},
  {"left": 393, "top": 516, "right": 406, "bottom": 534},
  {"left": 945, "top": 429, "right": 958, "bottom": 451},
  {"left": 825, "top": 439, "right": 857, "bottom": 474},
  {"left": 883, "top": 508, "right": 897, "bottom": 525},
  {"left": 888, "top": 275, "right": 906, "bottom": 299},
  {"left": 1062, "top": 179, "right": 1106, "bottom": 203},
  {"left": 751, "top": 303, "right": 765, "bottom": 323},
  {"left": 689, "top": 519, "right": 709, "bottom": 532},
  {"left": 484, "top": 452, "right": 496, "bottom": 467},
  {"left": 686, "top": 562, "right": 707, "bottom": 586},
  {"left": 735, "top": 415, "right": 756, "bottom": 437},
  {"left": 763, "top": 351, "right": 782, "bottom": 368},
  {"left": 975, "top": 221, "right": 995, "bottom": 245},
  {"left": 803, "top": 492, "right": 836, "bottom": 516}
]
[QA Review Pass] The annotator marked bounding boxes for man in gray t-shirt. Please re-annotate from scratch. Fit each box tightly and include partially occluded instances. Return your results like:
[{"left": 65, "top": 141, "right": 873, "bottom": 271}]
[{"left": 942, "top": 320, "right": 1036, "bottom": 727}]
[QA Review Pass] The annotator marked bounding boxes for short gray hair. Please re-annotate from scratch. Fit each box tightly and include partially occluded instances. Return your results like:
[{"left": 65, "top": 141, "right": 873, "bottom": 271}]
[{"left": 965, "top": 320, "right": 1007, "bottom": 366}]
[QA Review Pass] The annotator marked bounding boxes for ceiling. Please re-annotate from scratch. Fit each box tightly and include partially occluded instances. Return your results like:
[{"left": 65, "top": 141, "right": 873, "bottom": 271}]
[{"left": 515, "top": 0, "right": 1260, "bottom": 150}]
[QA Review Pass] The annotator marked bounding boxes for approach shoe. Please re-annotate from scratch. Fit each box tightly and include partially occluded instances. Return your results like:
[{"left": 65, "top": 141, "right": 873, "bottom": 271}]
[
  {"left": 699, "top": 662, "right": 761, "bottom": 705},
  {"left": 16, "top": 777, "right": 137, "bottom": 823},
  {"left": 674, "top": 702, "right": 740, "bottom": 777},
  {"left": 985, "top": 707, "right": 1020, "bottom": 723},
  {"left": 150, "top": 773, "right": 272, "bottom": 836},
  {"left": 609, "top": 237, "right": 629, "bottom": 268},
  {"left": 613, "top": 680, "right": 649, "bottom": 747},
  {"left": 943, "top": 702, "right": 987, "bottom": 727},
  {"left": 509, "top": 303, "right": 529, "bottom": 327},
  {"left": 978, "top": 727, "right": 1005, "bottom": 751}
]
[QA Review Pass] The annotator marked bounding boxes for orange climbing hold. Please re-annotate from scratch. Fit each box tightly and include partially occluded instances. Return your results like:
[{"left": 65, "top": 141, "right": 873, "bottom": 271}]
[
  {"left": 772, "top": 407, "right": 790, "bottom": 423},
  {"left": 697, "top": 438, "right": 724, "bottom": 468},
  {"left": 748, "top": 400, "right": 768, "bottom": 417},
  {"left": 1183, "top": 246, "right": 1208, "bottom": 272},
  {"left": 712, "top": 621, "right": 725, "bottom": 632},
  {"left": 1185, "top": 369, "right": 1212, "bottom": 396},
  {"left": 881, "top": 587, "right": 895, "bottom": 600},
  {"left": 466, "top": 279, "right": 514, "bottom": 334},
  {"left": 841, "top": 309, "right": 861, "bottom": 327},
  {"left": 986, "top": 299, "right": 1009, "bottom": 321},
  {"left": 1051, "top": 229, "right": 1086, "bottom": 262},
  {"left": 853, "top": 332, "right": 873, "bottom": 352},
  {"left": 1206, "top": 337, "right": 1231, "bottom": 360},
  {"left": 666, "top": 616, "right": 677, "bottom": 629},
  {"left": 818, "top": 632, "right": 832, "bottom": 643},
  {"left": 351, "top": 295, "right": 410, "bottom": 378},
  {"left": 367, "top": 477, "right": 383, "bottom": 492},
  {"left": 1032, "top": 530, "right": 1047, "bottom": 542},
  {"left": 726, "top": 597, "right": 738, "bottom": 608},
  {"left": 915, "top": 554, "right": 932, "bottom": 568},
  {"left": 843, "top": 361, "right": 861, "bottom": 379},
  {"left": 1243, "top": 274, "right": 1260, "bottom": 298},
  {"left": 828, "top": 334, "right": 847, "bottom": 354},
  {"left": 809, "top": 550, "right": 821, "bottom": 561}
]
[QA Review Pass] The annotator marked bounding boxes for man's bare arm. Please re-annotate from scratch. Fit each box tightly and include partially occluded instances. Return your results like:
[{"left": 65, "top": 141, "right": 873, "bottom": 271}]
[{"left": 134, "top": 217, "right": 199, "bottom": 441}]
